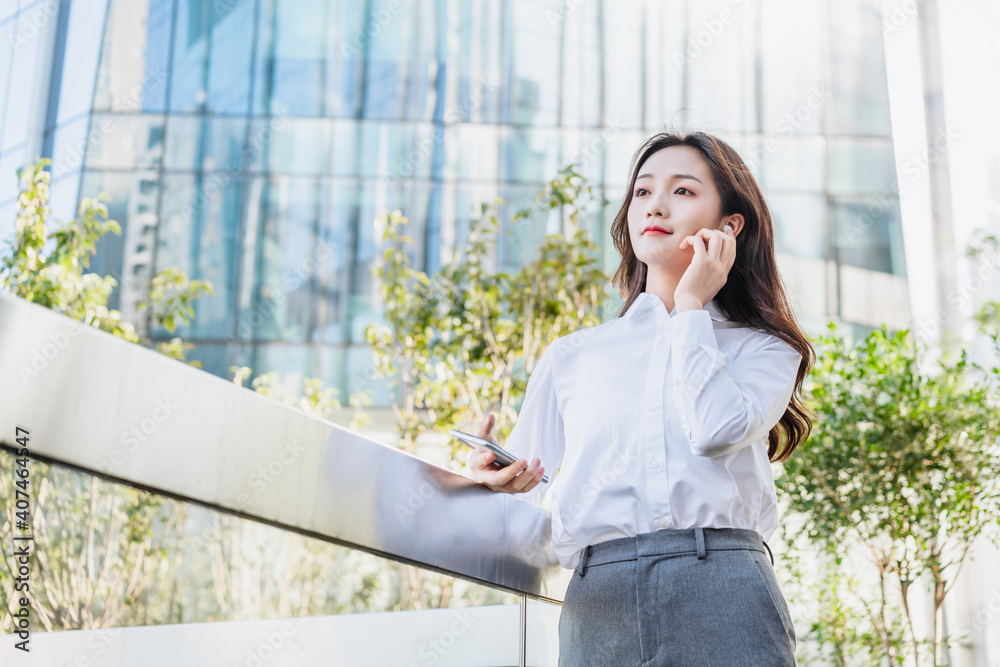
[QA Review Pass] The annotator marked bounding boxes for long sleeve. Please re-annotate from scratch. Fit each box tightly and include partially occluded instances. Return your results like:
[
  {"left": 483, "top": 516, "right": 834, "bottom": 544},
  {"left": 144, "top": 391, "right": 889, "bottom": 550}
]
[
  {"left": 669, "top": 309, "right": 801, "bottom": 458},
  {"left": 502, "top": 340, "right": 567, "bottom": 506}
]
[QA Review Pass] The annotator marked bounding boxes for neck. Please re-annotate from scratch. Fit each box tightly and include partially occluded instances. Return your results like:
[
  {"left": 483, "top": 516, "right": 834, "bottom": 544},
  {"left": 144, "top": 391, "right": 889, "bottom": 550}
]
[{"left": 643, "top": 266, "right": 683, "bottom": 313}]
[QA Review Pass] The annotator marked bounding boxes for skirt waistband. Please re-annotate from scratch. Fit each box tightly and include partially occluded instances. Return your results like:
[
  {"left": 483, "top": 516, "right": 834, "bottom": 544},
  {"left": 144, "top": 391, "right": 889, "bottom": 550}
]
[{"left": 576, "top": 527, "right": 773, "bottom": 577}]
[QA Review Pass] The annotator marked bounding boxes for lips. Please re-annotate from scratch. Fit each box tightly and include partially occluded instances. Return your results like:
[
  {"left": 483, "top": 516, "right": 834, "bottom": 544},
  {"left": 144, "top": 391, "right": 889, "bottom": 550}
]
[{"left": 642, "top": 226, "right": 672, "bottom": 235}]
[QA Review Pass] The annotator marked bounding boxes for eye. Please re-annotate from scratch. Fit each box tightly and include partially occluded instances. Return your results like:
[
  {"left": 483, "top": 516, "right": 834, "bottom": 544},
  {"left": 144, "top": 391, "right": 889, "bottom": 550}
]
[
  {"left": 675, "top": 187, "right": 694, "bottom": 196},
  {"left": 634, "top": 188, "right": 649, "bottom": 197}
]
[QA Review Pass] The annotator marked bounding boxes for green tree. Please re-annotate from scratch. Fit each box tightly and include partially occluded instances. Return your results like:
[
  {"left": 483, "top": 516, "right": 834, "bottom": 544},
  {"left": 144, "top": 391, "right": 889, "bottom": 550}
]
[
  {"left": 0, "top": 159, "right": 216, "bottom": 630},
  {"left": 0, "top": 159, "right": 213, "bottom": 364},
  {"left": 366, "top": 164, "right": 609, "bottom": 457},
  {"left": 778, "top": 323, "right": 1000, "bottom": 666}
]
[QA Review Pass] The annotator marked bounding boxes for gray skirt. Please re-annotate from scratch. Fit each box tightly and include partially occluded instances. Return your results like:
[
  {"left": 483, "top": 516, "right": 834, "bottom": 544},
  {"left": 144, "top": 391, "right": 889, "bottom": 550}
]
[{"left": 557, "top": 527, "right": 797, "bottom": 666}]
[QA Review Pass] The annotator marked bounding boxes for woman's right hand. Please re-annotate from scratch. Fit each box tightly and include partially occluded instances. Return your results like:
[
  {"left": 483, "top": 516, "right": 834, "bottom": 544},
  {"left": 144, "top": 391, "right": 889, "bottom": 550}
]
[{"left": 468, "top": 413, "right": 546, "bottom": 494}]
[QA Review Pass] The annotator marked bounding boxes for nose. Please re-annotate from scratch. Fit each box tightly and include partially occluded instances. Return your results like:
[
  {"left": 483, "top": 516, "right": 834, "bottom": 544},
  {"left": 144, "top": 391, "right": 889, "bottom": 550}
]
[{"left": 646, "top": 191, "right": 669, "bottom": 218}]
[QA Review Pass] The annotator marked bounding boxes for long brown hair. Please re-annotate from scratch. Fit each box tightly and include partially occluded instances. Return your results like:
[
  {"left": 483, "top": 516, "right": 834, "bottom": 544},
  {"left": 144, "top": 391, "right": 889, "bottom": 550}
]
[{"left": 610, "top": 130, "right": 814, "bottom": 462}]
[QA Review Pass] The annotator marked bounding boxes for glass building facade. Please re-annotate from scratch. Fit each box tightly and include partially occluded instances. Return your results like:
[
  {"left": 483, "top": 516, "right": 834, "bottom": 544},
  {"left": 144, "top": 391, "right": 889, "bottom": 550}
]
[{"left": 0, "top": 0, "right": 909, "bottom": 405}]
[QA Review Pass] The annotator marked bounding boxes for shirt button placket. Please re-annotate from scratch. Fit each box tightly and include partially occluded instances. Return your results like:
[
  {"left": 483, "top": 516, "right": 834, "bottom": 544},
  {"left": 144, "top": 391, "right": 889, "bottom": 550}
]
[{"left": 645, "top": 306, "right": 671, "bottom": 531}]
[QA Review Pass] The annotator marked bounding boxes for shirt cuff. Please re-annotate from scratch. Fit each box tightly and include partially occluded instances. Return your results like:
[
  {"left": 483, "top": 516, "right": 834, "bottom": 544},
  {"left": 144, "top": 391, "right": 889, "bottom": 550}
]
[{"left": 670, "top": 308, "right": 717, "bottom": 348}]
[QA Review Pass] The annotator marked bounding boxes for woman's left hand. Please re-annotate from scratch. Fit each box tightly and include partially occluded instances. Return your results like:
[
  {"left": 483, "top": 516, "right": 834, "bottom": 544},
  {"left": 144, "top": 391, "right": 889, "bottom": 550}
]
[{"left": 674, "top": 225, "right": 737, "bottom": 310}]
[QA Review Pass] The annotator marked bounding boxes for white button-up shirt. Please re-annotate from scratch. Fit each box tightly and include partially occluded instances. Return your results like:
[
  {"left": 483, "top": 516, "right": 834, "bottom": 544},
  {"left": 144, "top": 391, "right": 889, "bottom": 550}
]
[{"left": 506, "top": 291, "right": 803, "bottom": 570}]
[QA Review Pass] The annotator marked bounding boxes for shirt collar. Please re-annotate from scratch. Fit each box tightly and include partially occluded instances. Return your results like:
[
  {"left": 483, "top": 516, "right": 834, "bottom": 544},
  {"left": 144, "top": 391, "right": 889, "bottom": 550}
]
[{"left": 623, "top": 292, "right": 728, "bottom": 322}]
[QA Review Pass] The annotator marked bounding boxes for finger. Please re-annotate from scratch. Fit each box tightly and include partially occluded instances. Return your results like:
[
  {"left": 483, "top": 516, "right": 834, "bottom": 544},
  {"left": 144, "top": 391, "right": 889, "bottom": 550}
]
[
  {"left": 681, "top": 234, "right": 701, "bottom": 252},
  {"left": 475, "top": 412, "right": 494, "bottom": 437},
  {"left": 514, "top": 466, "right": 545, "bottom": 495},
  {"left": 483, "top": 458, "right": 529, "bottom": 488},
  {"left": 509, "top": 458, "right": 542, "bottom": 492},
  {"left": 689, "top": 233, "right": 707, "bottom": 257},
  {"left": 706, "top": 229, "right": 724, "bottom": 261},
  {"left": 472, "top": 448, "right": 496, "bottom": 470}
]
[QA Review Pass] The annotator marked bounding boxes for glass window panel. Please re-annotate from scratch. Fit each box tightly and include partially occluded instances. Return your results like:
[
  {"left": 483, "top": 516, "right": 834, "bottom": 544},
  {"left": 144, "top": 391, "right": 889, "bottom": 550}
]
[
  {"left": 3, "top": 3, "right": 47, "bottom": 151},
  {"left": 750, "top": 134, "right": 826, "bottom": 194},
  {"left": 0, "top": 147, "right": 27, "bottom": 204},
  {"left": 168, "top": 0, "right": 209, "bottom": 113},
  {"left": 760, "top": 0, "right": 824, "bottom": 136},
  {"left": 441, "top": 1, "right": 501, "bottom": 126},
  {"left": 526, "top": 598, "right": 562, "bottom": 665},
  {"left": 768, "top": 193, "right": 825, "bottom": 260},
  {"left": 564, "top": 128, "right": 605, "bottom": 185},
  {"left": 206, "top": 0, "right": 254, "bottom": 114},
  {"left": 156, "top": 172, "right": 241, "bottom": 337},
  {"left": 510, "top": 0, "right": 560, "bottom": 126},
  {"left": 602, "top": 128, "right": 647, "bottom": 189},
  {"left": 83, "top": 114, "right": 165, "bottom": 170},
  {"left": 0, "top": 454, "right": 520, "bottom": 642},
  {"left": 683, "top": 0, "right": 757, "bottom": 133},
  {"left": 337, "top": 344, "right": 392, "bottom": 409},
  {"left": 49, "top": 114, "right": 88, "bottom": 181},
  {"left": 315, "top": 180, "right": 354, "bottom": 345},
  {"left": 325, "top": 0, "right": 368, "bottom": 119},
  {"left": 47, "top": 168, "right": 82, "bottom": 221},
  {"left": 827, "top": 138, "right": 897, "bottom": 196},
  {"left": 827, "top": 0, "right": 892, "bottom": 136},
  {"left": 255, "top": 0, "right": 328, "bottom": 117},
  {"left": 141, "top": 0, "right": 174, "bottom": 112},
  {"left": 248, "top": 342, "right": 318, "bottom": 388},
  {"left": 644, "top": 1, "right": 685, "bottom": 131},
  {"left": 239, "top": 176, "right": 321, "bottom": 343},
  {"left": 331, "top": 119, "right": 360, "bottom": 176},
  {"left": 579, "top": 0, "right": 605, "bottom": 128},
  {"left": 358, "top": 121, "right": 433, "bottom": 180},
  {"left": 80, "top": 169, "right": 160, "bottom": 317},
  {"left": 0, "top": 20, "right": 13, "bottom": 138},
  {"left": 500, "top": 127, "right": 562, "bottom": 185},
  {"left": 362, "top": 0, "right": 411, "bottom": 121},
  {"left": 91, "top": 0, "right": 156, "bottom": 117},
  {"left": 246, "top": 117, "right": 331, "bottom": 175},
  {"left": 499, "top": 182, "right": 552, "bottom": 273},
  {"left": 444, "top": 124, "right": 498, "bottom": 182},
  {"left": 164, "top": 116, "right": 248, "bottom": 172},
  {"left": 401, "top": 0, "right": 438, "bottom": 122},
  {"left": 831, "top": 197, "right": 905, "bottom": 276},
  {"left": 349, "top": 180, "right": 380, "bottom": 313},
  {"left": 602, "top": 0, "right": 643, "bottom": 130}
]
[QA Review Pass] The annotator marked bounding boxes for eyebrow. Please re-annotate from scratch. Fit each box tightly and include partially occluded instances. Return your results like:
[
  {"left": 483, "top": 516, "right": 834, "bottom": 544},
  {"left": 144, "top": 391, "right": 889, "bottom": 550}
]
[{"left": 635, "top": 173, "right": 705, "bottom": 185}]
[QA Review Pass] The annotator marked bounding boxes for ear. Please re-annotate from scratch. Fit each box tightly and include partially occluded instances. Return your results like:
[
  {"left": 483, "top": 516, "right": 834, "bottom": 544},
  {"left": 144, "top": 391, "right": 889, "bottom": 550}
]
[{"left": 723, "top": 213, "right": 745, "bottom": 238}]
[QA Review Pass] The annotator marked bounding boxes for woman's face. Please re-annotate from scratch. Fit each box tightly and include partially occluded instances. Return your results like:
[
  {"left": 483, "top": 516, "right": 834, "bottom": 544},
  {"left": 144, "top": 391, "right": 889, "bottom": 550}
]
[{"left": 627, "top": 145, "right": 727, "bottom": 270}]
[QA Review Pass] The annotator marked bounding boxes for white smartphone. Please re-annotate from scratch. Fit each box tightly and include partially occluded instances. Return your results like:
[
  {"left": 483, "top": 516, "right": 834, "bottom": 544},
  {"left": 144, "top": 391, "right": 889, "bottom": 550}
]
[{"left": 449, "top": 429, "right": 549, "bottom": 484}]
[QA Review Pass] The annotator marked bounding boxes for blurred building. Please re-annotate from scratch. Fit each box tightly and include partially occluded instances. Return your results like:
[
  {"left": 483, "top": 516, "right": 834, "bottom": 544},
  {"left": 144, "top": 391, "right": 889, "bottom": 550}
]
[{"left": 0, "top": 0, "right": 909, "bottom": 406}]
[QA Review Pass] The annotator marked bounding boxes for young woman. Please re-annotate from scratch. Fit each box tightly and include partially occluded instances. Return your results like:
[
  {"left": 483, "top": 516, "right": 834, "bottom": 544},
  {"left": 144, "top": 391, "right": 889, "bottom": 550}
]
[{"left": 468, "top": 130, "right": 814, "bottom": 666}]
